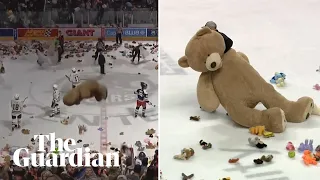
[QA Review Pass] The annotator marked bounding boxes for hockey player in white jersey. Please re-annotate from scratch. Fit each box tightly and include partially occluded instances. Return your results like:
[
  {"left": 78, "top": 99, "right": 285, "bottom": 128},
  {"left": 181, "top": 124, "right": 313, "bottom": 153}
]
[
  {"left": 66, "top": 68, "right": 80, "bottom": 88},
  {"left": 11, "top": 94, "right": 27, "bottom": 131},
  {"left": 50, "top": 84, "right": 60, "bottom": 117}
]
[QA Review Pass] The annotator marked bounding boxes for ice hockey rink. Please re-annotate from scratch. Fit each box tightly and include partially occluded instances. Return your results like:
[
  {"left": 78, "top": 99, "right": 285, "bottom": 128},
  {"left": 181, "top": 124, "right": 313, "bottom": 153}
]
[
  {"left": 160, "top": 0, "right": 320, "bottom": 179},
  {"left": 0, "top": 41, "right": 158, "bottom": 162}
]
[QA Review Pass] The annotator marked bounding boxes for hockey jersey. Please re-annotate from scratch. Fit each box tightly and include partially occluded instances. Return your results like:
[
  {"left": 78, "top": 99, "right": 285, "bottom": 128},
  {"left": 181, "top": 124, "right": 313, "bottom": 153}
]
[
  {"left": 11, "top": 100, "right": 23, "bottom": 115},
  {"left": 69, "top": 72, "right": 80, "bottom": 85},
  {"left": 96, "top": 41, "right": 105, "bottom": 50},
  {"left": 52, "top": 90, "right": 60, "bottom": 103},
  {"left": 136, "top": 89, "right": 148, "bottom": 101}
]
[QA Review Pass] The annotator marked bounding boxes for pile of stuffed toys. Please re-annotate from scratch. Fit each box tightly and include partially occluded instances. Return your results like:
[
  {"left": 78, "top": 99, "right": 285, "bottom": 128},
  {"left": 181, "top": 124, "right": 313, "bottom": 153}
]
[{"left": 270, "top": 72, "right": 286, "bottom": 87}]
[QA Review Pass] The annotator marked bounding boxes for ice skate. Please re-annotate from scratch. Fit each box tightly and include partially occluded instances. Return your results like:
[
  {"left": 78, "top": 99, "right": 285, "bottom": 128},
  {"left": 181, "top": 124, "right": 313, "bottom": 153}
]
[{"left": 142, "top": 113, "right": 146, "bottom": 118}]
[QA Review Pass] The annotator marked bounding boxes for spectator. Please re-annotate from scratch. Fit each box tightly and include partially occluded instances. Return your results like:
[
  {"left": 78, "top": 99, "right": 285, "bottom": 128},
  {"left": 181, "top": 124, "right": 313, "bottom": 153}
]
[
  {"left": 126, "top": 165, "right": 141, "bottom": 180},
  {"left": 140, "top": 158, "right": 148, "bottom": 176}
]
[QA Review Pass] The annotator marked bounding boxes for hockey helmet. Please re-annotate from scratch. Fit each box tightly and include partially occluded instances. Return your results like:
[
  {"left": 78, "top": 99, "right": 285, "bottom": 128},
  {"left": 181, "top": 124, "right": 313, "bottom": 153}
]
[
  {"left": 71, "top": 67, "right": 76, "bottom": 72},
  {"left": 53, "top": 84, "right": 58, "bottom": 89},
  {"left": 140, "top": 82, "right": 147, "bottom": 89},
  {"left": 14, "top": 94, "right": 19, "bottom": 100}
]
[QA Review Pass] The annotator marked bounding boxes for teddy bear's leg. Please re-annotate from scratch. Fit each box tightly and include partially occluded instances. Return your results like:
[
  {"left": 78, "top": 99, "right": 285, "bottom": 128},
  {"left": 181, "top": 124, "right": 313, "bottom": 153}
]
[
  {"left": 259, "top": 85, "right": 313, "bottom": 123},
  {"left": 197, "top": 72, "right": 220, "bottom": 112},
  {"left": 237, "top": 52, "right": 249, "bottom": 63},
  {"left": 227, "top": 103, "right": 287, "bottom": 133}
]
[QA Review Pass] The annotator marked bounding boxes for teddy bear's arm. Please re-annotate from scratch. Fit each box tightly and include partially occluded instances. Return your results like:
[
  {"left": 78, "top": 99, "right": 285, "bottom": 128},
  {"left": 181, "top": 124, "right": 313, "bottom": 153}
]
[
  {"left": 237, "top": 52, "right": 250, "bottom": 64},
  {"left": 197, "top": 72, "right": 220, "bottom": 112}
]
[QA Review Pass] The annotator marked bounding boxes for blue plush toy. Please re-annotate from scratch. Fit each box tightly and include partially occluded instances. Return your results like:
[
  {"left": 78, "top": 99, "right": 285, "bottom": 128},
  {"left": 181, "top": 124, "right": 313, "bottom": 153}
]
[{"left": 270, "top": 72, "right": 286, "bottom": 84}]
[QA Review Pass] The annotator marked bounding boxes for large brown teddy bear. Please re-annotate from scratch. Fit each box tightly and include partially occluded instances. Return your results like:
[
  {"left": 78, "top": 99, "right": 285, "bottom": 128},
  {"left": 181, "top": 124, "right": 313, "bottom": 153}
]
[
  {"left": 178, "top": 27, "right": 320, "bottom": 133},
  {"left": 63, "top": 80, "right": 108, "bottom": 106}
]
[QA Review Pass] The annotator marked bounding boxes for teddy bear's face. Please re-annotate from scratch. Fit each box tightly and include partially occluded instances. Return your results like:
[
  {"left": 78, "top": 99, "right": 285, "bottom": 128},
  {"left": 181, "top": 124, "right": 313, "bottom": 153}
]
[{"left": 178, "top": 27, "right": 226, "bottom": 72}]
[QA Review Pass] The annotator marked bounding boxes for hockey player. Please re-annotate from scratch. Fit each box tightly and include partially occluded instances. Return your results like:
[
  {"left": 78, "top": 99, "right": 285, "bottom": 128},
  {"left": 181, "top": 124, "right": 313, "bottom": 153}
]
[
  {"left": 11, "top": 94, "right": 27, "bottom": 131},
  {"left": 131, "top": 45, "right": 142, "bottom": 63},
  {"left": 50, "top": 84, "right": 60, "bottom": 117},
  {"left": 0, "top": 60, "right": 5, "bottom": 73},
  {"left": 66, "top": 68, "right": 80, "bottom": 88},
  {"left": 134, "top": 82, "right": 149, "bottom": 118},
  {"left": 36, "top": 49, "right": 45, "bottom": 66},
  {"left": 94, "top": 38, "right": 105, "bottom": 62},
  {"left": 131, "top": 44, "right": 148, "bottom": 64}
]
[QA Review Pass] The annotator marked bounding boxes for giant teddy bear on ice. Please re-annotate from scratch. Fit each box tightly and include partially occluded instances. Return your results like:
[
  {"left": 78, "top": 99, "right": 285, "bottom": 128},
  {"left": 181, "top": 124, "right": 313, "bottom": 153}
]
[{"left": 178, "top": 27, "right": 320, "bottom": 133}]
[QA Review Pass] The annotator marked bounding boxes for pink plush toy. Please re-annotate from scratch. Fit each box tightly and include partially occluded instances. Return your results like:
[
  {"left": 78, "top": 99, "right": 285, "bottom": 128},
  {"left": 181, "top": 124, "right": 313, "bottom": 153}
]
[
  {"left": 313, "top": 84, "right": 320, "bottom": 91},
  {"left": 286, "top": 142, "right": 295, "bottom": 151},
  {"left": 144, "top": 138, "right": 150, "bottom": 143}
]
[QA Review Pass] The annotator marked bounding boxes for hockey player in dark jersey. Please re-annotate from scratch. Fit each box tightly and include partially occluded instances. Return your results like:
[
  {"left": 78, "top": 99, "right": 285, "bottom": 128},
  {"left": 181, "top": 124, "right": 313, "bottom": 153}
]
[{"left": 134, "top": 82, "right": 149, "bottom": 118}]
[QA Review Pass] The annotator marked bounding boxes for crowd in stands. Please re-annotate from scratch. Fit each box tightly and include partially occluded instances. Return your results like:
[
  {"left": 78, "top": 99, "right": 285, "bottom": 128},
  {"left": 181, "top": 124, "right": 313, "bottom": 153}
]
[
  {"left": 1, "top": 148, "right": 158, "bottom": 180},
  {"left": 0, "top": 0, "right": 158, "bottom": 28}
]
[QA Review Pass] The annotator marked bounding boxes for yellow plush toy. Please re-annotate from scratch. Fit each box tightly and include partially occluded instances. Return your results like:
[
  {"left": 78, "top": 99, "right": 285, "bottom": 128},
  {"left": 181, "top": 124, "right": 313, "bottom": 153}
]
[
  {"left": 249, "top": 126, "right": 265, "bottom": 136},
  {"left": 276, "top": 78, "right": 285, "bottom": 87}
]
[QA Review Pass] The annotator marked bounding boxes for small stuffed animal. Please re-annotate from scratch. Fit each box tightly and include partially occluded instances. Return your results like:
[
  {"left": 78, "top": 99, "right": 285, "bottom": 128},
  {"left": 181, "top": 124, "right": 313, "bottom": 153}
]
[
  {"left": 253, "top": 158, "right": 263, "bottom": 164},
  {"left": 190, "top": 116, "right": 200, "bottom": 121},
  {"left": 261, "top": 155, "right": 273, "bottom": 162},
  {"left": 249, "top": 126, "right": 265, "bottom": 136},
  {"left": 228, "top": 158, "right": 239, "bottom": 163},
  {"left": 256, "top": 141, "right": 267, "bottom": 149},
  {"left": 174, "top": 148, "right": 194, "bottom": 160},
  {"left": 134, "top": 141, "right": 145, "bottom": 151},
  {"left": 248, "top": 137, "right": 260, "bottom": 146},
  {"left": 78, "top": 125, "right": 87, "bottom": 135},
  {"left": 313, "top": 84, "right": 320, "bottom": 91},
  {"left": 248, "top": 137, "right": 267, "bottom": 149},
  {"left": 145, "top": 129, "right": 156, "bottom": 135},
  {"left": 270, "top": 72, "right": 286, "bottom": 84},
  {"left": 199, "top": 140, "right": 212, "bottom": 149},
  {"left": 146, "top": 141, "right": 156, "bottom": 149},
  {"left": 298, "top": 139, "right": 313, "bottom": 152},
  {"left": 182, "top": 173, "right": 194, "bottom": 180},
  {"left": 286, "top": 142, "right": 295, "bottom": 151},
  {"left": 60, "top": 117, "right": 69, "bottom": 125},
  {"left": 275, "top": 77, "right": 285, "bottom": 87},
  {"left": 21, "top": 129, "right": 30, "bottom": 134}
]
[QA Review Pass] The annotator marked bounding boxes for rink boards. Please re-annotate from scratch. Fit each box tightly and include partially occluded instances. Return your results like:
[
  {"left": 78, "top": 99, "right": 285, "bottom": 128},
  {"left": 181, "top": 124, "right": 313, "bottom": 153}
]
[{"left": 0, "top": 28, "right": 158, "bottom": 41}]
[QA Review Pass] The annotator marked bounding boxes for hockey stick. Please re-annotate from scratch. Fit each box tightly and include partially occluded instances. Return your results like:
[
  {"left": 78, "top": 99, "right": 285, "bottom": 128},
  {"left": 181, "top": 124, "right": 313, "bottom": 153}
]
[
  {"left": 22, "top": 97, "right": 28, "bottom": 103},
  {"left": 65, "top": 75, "right": 71, "bottom": 82},
  {"left": 148, "top": 102, "right": 156, "bottom": 107}
]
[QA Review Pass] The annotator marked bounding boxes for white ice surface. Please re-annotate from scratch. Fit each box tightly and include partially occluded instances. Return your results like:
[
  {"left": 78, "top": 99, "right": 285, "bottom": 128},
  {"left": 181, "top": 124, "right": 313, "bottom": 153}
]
[
  {"left": 160, "top": 0, "right": 320, "bottom": 179},
  {"left": 0, "top": 41, "right": 158, "bottom": 163}
]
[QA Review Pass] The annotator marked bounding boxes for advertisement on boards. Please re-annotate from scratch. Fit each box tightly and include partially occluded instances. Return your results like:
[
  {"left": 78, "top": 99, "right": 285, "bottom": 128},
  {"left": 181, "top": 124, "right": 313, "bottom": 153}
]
[
  {"left": 17, "top": 28, "right": 58, "bottom": 40},
  {"left": 0, "top": 28, "right": 14, "bottom": 40},
  {"left": 146, "top": 28, "right": 158, "bottom": 37},
  {"left": 105, "top": 28, "right": 157, "bottom": 41},
  {"left": 59, "top": 28, "right": 102, "bottom": 40},
  {"left": 122, "top": 28, "right": 146, "bottom": 37}
]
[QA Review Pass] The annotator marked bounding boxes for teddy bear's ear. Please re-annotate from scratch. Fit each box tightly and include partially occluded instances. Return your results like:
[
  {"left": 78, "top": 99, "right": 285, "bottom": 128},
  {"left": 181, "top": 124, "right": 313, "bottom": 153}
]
[
  {"left": 196, "top": 27, "right": 212, "bottom": 36},
  {"left": 178, "top": 56, "right": 189, "bottom": 68}
]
